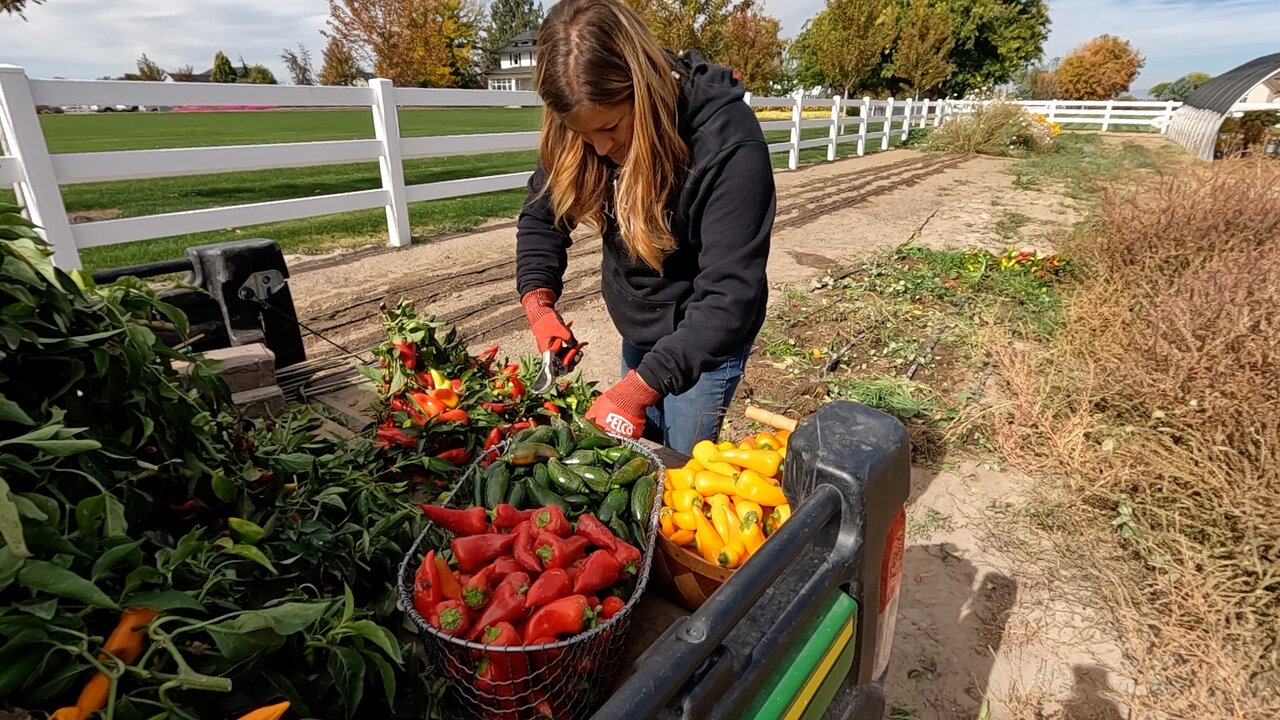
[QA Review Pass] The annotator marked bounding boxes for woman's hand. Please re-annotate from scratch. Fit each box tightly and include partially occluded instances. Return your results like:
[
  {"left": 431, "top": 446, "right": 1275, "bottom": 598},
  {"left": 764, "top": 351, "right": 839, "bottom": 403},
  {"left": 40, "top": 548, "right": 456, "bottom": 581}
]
[
  {"left": 585, "top": 371, "right": 660, "bottom": 439},
  {"left": 521, "top": 289, "right": 583, "bottom": 366}
]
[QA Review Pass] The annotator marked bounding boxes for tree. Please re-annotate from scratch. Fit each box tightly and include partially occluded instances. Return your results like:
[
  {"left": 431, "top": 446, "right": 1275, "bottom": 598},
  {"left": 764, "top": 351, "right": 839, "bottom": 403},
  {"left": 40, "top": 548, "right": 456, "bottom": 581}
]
[
  {"left": 281, "top": 44, "right": 317, "bottom": 85},
  {"left": 129, "top": 53, "right": 168, "bottom": 81},
  {"left": 327, "top": 0, "right": 481, "bottom": 87},
  {"left": 319, "top": 34, "right": 365, "bottom": 86},
  {"left": 1055, "top": 34, "right": 1144, "bottom": 100},
  {"left": 440, "top": 0, "right": 486, "bottom": 88},
  {"left": 210, "top": 51, "right": 237, "bottom": 83},
  {"left": 941, "top": 0, "right": 1049, "bottom": 97},
  {"left": 168, "top": 65, "right": 197, "bottom": 82},
  {"left": 1153, "top": 71, "right": 1211, "bottom": 102},
  {"left": 1012, "top": 57, "right": 1058, "bottom": 99},
  {"left": 721, "top": 1, "right": 785, "bottom": 93},
  {"left": 483, "top": 0, "right": 542, "bottom": 72},
  {"left": 0, "top": 0, "right": 43, "bottom": 19},
  {"left": 245, "top": 65, "right": 278, "bottom": 84},
  {"left": 785, "top": 21, "right": 829, "bottom": 93},
  {"left": 892, "top": 0, "right": 953, "bottom": 98},
  {"left": 627, "top": 0, "right": 738, "bottom": 62},
  {"left": 810, "top": 0, "right": 898, "bottom": 98}
]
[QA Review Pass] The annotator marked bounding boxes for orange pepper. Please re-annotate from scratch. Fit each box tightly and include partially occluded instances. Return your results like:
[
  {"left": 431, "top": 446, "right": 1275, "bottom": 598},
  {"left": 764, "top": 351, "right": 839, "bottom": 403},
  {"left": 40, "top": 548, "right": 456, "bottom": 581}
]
[
  {"left": 431, "top": 387, "right": 460, "bottom": 408},
  {"left": 660, "top": 508, "right": 676, "bottom": 537},
  {"left": 733, "top": 499, "right": 765, "bottom": 526},
  {"left": 754, "top": 432, "right": 781, "bottom": 451},
  {"left": 54, "top": 608, "right": 159, "bottom": 720},
  {"left": 237, "top": 701, "right": 292, "bottom": 720},
  {"left": 434, "top": 553, "right": 463, "bottom": 601},
  {"left": 775, "top": 430, "right": 791, "bottom": 446},
  {"left": 766, "top": 503, "right": 792, "bottom": 535},
  {"left": 670, "top": 529, "right": 696, "bottom": 546}
]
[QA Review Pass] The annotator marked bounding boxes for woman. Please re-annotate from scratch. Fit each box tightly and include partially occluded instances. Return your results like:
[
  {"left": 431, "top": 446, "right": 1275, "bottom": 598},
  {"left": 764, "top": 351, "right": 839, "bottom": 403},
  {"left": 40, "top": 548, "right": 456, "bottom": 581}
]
[{"left": 516, "top": 0, "right": 775, "bottom": 455}]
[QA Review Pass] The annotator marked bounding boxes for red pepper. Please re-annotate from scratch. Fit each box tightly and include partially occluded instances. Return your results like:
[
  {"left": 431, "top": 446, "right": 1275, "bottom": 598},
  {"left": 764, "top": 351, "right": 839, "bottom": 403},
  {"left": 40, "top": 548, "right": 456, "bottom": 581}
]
[
  {"left": 525, "top": 568, "right": 573, "bottom": 607},
  {"left": 573, "top": 549, "right": 621, "bottom": 595},
  {"left": 600, "top": 595, "right": 625, "bottom": 620},
  {"left": 534, "top": 531, "right": 587, "bottom": 570},
  {"left": 484, "top": 427, "right": 503, "bottom": 451},
  {"left": 416, "top": 370, "right": 436, "bottom": 389},
  {"left": 410, "top": 391, "right": 444, "bottom": 419},
  {"left": 420, "top": 504, "right": 488, "bottom": 536},
  {"left": 435, "top": 447, "right": 470, "bottom": 465},
  {"left": 475, "top": 622, "right": 529, "bottom": 705},
  {"left": 428, "top": 599, "right": 471, "bottom": 636},
  {"left": 434, "top": 554, "right": 463, "bottom": 601},
  {"left": 478, "top": 345, "right": 500, "bottom": 366},
  {"left": 512, "top": 522, "right": 542, "bottom": 572},
  {"left": 575, "top": 514, "right": 619, "bottom": 550},
  {"left": 489, "top": 555, "right": 523, "bottom": 578},
  {"left": 452, "top": 378, "right": 464, "bottom": 392},
  {"left": 532, "top": 505, "right": 571, "bottom": 537},
  {"left": 437, "top": 408, "right": 470, "bottom": 425},
  {"left": 393, "top": 340, "right": 417, "bottom": 370},
  {"left": 452, "top": 533, "right": 516, "bottom": 572},
  {"left": 612, "top": 541, "right": 643, "bottom": 578},
  {"left": 542, "top": 401, "right": 560, "bottom": 415},
  {"left": 375, "top": 425, "right": 417, "bottom": 449},
  {"left": 566, "top": 557, "right": 588, "bottom": 582},
  {"left": 501, "top": 571, "right": 531, "bottom": 593},
  {"left": 508, "top": 376, "right": 526, "bottom": 399},
  {"left": 493, "top": 504, "right": 535, "bottom": 529},
  {"left": 413, "top": 550, "right": 443, "bottom": 618},
  {"left": 463, "top": 565, "right": 497, "bottom": 609},
  {"left": 468, "top": 582, "right": 529, "bottom": 640},
  {"left": 523, "top": 594, "right": 594, "bottom": 643},
  {"left": 482, "top": 401, "right": 515, "bottom": 414}
]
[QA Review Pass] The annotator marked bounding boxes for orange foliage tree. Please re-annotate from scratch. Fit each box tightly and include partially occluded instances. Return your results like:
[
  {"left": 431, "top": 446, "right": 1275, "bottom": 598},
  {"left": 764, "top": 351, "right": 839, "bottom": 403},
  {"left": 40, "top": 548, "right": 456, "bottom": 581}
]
[
  {"left": 721, "top": 1, "right": 786, "bottom": 93},
  {"left": 1055, "top": 34, "right": 1144, "bottom": 100},
  {"left": 627, "top": 0, "right": 738, "bottom": 60},
  {"left": 327, "top": 0, "right": 482, "bottom": 87}
]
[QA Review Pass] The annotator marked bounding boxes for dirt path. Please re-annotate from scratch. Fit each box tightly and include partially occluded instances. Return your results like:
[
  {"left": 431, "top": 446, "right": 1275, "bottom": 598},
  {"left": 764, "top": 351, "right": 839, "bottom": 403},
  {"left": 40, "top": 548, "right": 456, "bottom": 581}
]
[{"left": 286, "top": 147, "right": 1134, "bottom": 719}]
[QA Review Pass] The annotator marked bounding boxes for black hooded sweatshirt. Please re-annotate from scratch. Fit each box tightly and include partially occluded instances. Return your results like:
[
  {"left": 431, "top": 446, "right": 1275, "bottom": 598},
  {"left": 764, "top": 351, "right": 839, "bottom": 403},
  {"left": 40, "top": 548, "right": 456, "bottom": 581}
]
[{"left": 515, "top": 50, "right": 775, "bottom": 397}]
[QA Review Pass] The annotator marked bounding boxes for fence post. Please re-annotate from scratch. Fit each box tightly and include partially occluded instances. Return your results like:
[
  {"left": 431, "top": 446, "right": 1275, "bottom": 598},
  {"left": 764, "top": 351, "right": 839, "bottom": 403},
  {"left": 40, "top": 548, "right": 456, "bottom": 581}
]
[
  {"left": 1101, "top": 99, "right": 1114, "bottom": 133},
  {"left": 369, "top": 78, "right": 411, "bottom": 248},
  {"left": 1161, "top": 100, "right": 1175, "bottom": 134},
  {"left": 934, "top": 99, "right": 945, "bottom": 127},
  {"left": 918, "top": 99, "right": 928, "bottom": 129},
  {"left": 901, "top": 98, "right": 912, "bottom": 141},
  {"left": 0, "top": 65, "right": 80, "bottom": 269},
  {"left": 1046, "top": 99, "right": 1057, "bottom": 123},
  {"left": 882, "top": 97, "right": 894, "bottom": 151},
  {"left": 828, "top": 95, "right": 841, "bottom": 162},
  {"left": 743, "top": 91, "right": 753, "bottom": 107},
  {"left": 858, "top": 97, "right": 870, "bottom": 156},
  {"left": 789, "top": 91, "right": 803, "bottom": 171}
]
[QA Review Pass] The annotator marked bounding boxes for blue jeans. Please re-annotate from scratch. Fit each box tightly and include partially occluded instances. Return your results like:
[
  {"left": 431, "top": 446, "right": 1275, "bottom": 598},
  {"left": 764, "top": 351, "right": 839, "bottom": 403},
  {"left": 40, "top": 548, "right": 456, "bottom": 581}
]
[{"left": 621, "top": 341, "right": 750, "bottom": 456}]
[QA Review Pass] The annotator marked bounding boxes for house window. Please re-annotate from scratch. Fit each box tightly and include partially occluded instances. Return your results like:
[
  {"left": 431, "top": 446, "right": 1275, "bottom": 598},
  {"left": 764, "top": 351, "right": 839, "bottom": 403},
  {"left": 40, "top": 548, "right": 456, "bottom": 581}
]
[
  {"left": 510, "top": 53, "right": 521, "bottom": 67},
  {"left": 490, "top": 78, "right": 514, "bottom": 92}
]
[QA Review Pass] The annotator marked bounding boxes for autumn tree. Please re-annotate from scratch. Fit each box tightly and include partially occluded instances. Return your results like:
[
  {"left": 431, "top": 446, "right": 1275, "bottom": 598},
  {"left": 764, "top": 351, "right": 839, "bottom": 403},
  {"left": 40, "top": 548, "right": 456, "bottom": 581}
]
[
  {"left": 720, "top": 1, "right": 785, "bottom": 93},
  {"left": 440, "top": 0, "right": 486, "bottom": 88},
  {"left": 131, "top": 54, "right": 167, "bottom": 81},
  {"left": 281, "top": 44, "right": 317, "bottom": 85},
  {"left": 627, "top": 0, "right": 737, "bottom": 61},
  {"left": 210, "top": 51, "right": 237, "bottom": 83},
  {"left": 941, "top": 0, "right": 1049, "bottom": 97},
  {"left": 483, "top": 0, "right": 543, "bottom": 71},
  {"left": 168, "top": 65, "right": 197, "bottom": 82},
  {"left": 319, "top": 34, "right": 365, "bottom": 86},
  {"left": 1055, "top": 34, "right": 1144, "bottom": 100},
  {"left": 810, "top": 0, "right": 898, "bottom": 98},
  {"left": 892, "top": 0, "right": 953, "bottom": 98},
  {"left": 784, "top": 21, "right": 829, "bottom": 93},
  {"left": 327, "top": 0, "right": 483, "bottom": 87},
  {"left": 1012, "top": 58, "right": 1058, "bottom": 99}
]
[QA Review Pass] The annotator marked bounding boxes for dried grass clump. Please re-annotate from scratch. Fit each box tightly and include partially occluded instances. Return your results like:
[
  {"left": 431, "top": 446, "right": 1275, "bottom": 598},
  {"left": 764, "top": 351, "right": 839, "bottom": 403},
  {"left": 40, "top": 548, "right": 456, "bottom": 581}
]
[
  {"left": 924, "top": 103, "right": 1055, "bottom": 157},
  {"left": 988, "top": 158, "right": 1280, "bottom": 717}
]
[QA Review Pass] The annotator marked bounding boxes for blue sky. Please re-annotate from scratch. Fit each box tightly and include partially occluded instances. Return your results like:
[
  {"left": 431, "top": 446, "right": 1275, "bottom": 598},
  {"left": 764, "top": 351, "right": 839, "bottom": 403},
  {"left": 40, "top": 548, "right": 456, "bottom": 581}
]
[{"left": 0, "top": 0, "right": 1276, "bottom": 92}]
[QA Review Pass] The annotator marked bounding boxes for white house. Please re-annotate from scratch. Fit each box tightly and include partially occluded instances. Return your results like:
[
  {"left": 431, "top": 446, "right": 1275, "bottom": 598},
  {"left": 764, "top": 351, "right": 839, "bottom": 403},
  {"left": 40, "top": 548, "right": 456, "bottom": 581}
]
[
  {"left": 487, "top": 29, "right": 538, "bottom": 92},
  {"left": 1241, "top": 72, "right": 1280, "bottom": 104}
]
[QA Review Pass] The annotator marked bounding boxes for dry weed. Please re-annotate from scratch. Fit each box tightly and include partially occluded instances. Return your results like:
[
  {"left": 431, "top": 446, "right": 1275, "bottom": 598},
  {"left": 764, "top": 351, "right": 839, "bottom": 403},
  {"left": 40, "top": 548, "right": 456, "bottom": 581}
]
[{"left": 984, "top": 158, "right": 1280, "bottom": 717}]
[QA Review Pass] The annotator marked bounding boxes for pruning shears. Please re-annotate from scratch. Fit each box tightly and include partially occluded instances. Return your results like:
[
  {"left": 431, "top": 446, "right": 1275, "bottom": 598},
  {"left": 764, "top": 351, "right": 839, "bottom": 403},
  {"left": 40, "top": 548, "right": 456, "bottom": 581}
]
[{"left": 531, "top": 336, "right": 586, "bottom": 394}]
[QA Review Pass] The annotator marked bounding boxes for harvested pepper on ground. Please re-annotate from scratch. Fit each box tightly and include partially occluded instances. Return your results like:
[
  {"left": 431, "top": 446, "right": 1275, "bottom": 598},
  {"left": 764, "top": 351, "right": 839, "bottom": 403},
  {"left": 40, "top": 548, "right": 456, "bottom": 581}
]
[
  {"left": 420, "top": 504, "right": 488, "bottom": 536},
  {"left": 432, "top": 387, "right": 461, "bottom": 408},
  {"left": 393, "top": 340, "right": 417, "bottom": 369},
  {"left": 428, "top": 599, "right": 472, "bottom": 636},
  {"left": 573, "top": 549, "right": 621, "bottom": 594},
  {"left": 524, "top": 594, "right": 595, "bottom": 642},
  {"left": 374, "top": 424, "right": 417, "bottom": 449},
  {"left": 435, "top": 447, "right": 470, "bottom": 465},
  {"left": 525, "top": 568, "right": 573, "bottom": 607},
  {"left": 452, "top": 533, "right": 516, "bottom": 572},
  {"left": 436, "top": 408, "right": 470, "bottom": 425},
  {"left": 507, "top": 442, "right": 560, "bottom": 465}
]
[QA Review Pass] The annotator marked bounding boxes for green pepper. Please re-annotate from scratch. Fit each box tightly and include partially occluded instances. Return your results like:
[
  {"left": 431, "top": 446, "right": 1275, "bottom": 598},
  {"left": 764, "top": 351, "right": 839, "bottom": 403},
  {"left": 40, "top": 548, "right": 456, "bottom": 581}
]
[
  {"left": 527, "top": 478, "right": 570, "bottom": 514},
  {"left": 630, "top": 520, "right": 647, "bottom": 547},
  {"left": 525, "top": 426, "right": 556, "bottom": 445},
  {"left": 598, "top": 488, "right": 629, "bottom": 523},
  {"left": 513, "top": 427, "right": 536, "bottom": 444},
  {"left": 572, "top": 415, "right": 607, "bottom": 439},
  {"left": 572, "top": 465, "right": 613, "bottom": 494},
  {"left": 564, "top": 493, "right": 591, "bottom": 508},
  {"left": 547, "top": 458, "right": 587, "bottom": 495},
  {"left": 598, "top": 446, "right": 634, "bottom": 465},
  {"left": 576, "top": 435, "right": 617, "bottom": 450},
  {"left": 630, "top": 474, "right": 657, "bottom": 522},
  {"left": 484, "top": 462, "right": 511, "bottom": 509},
  {"left": 610, "top": 457, "right": 649, "bottom": 486},
  {"left": 608, "top": 514, "right": 633, "bottom": 546},
  {"left": 555, "top": 424, "right": 575, "bottom": 456},
  {"left": 562, "top": 449, "right": 598, "bottom": 466},
  {"left": 506, "top": 442, "right": 561, "bottom": 465},
  {"left": 507, "top": 480, "right": 527, "bottom": 509},
  {"left": 532, "top": 463, "right": 550, "bottom": 490}
]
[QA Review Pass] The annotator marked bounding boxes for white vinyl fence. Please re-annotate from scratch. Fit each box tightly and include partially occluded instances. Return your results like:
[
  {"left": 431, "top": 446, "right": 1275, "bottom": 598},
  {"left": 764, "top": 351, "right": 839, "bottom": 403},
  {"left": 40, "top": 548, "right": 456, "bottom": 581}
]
[
  {"left": 0, "top": 64, "right": 948, "bottom": 269},
  {"left": 948, "top": 98, "right": 1280, "bottom": 133}
]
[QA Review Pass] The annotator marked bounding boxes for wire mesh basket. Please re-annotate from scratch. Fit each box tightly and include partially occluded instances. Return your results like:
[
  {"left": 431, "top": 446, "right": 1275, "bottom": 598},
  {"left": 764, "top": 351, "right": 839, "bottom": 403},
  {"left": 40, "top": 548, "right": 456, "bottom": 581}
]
[{"left": 397, "top": 435, "right": 667, "bottom": 720}]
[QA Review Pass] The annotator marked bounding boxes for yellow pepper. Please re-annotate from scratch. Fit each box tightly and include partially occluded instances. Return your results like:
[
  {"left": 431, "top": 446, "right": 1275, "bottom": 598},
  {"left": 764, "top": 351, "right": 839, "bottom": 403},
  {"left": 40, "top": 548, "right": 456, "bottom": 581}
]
[
  {"left": 718, "top": 541, "right": 744, "bottom": 569},
  {"left": 693, "top": 471, "right": 738, "bottom": 497},
  {"left": 665, "top": 468, "right": 694, "bottom": 491},
  {"left": 428, "top": 368, "right": 449, "bottom": 390},
  {"left": 663, "top": 490, "right": 674, "bottom": 508},
  {"left": 669, "top": 489, "right": 705, "bottom": 513},
  {"left": 736, "top": 470, "right": 787, "bottom": 507},
  {"left": 765, "top": 503, "right": 792, "bottom": 535},
  {"left": 754, "top": 432, "right": 781, "bottom": 451},
  {"left": 737, "top": 440, "right": 754, "bottom": 450},
  {"left": 693, "top": 509, "right": 725, "bottom": 565},
  {"left": 778, "top": 445, "right": 787, "bottom": 460},
  {"left": 670, "top": 529, "right": 696, "bottom": 546},
  {"left": 672, "top": 510, "right": 700, "bottom": 532},
  {"left": 740, "top": 513, "right": 766, "bottom": 556},
  {"left": 712, "top": 448, "right": 783, "bottom": 478},
  {"left": 684, "top": 458, "right": 705, "bottom": 472},
  {"left": 709, "top": 497, "right": 734, "bottom": 541},
  {"left": 733, "top": 499, "right": 764, "bottom": 525},
  {"left": 775, "top": 430, "right": 791, "bottom": 446},
  {"left": 718, "top": 440, "right": 735, "bottom": 451},
  {"left": 692, "top": 441, "right": 741, "bottom": 478},
  {"left": 660, "top": 508, "right": 676, "bottom": 538}
]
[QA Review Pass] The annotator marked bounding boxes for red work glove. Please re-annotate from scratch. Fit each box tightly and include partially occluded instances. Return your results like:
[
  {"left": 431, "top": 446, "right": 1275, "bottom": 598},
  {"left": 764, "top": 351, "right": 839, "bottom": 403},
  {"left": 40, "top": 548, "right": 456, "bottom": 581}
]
[
  {"left": 585, "top": 371, "right": 661, "bottom": 439},
  {"left": 522, "top": 288, "right": 578, "bottom": 356}
]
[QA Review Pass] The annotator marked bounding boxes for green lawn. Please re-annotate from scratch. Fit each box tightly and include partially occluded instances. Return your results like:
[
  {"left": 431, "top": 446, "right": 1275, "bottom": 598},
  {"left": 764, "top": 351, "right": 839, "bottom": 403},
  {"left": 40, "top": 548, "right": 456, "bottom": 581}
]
[{"left": 3, "top": 108, "right": 912, "bottom": 271}]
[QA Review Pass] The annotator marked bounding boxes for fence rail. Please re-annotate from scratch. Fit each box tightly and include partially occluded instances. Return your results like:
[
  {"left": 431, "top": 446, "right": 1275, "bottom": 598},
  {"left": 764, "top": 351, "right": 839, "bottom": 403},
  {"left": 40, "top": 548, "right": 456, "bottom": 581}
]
[{"left": 4, "top": 61, "right": 1275, "bottom": 270}]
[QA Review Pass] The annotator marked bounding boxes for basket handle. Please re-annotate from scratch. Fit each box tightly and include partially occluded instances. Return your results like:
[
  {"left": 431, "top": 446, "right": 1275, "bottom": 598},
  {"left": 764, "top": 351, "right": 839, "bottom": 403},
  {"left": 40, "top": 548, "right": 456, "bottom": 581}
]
[{"left": 744, "top": 405, "right": 797, "bottom": 432}]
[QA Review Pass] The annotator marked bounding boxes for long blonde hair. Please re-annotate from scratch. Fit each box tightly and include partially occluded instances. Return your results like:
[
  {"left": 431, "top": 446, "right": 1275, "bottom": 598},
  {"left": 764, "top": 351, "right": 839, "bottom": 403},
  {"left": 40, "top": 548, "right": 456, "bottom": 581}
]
[{"left": 534, "top": 0, "right": 688, "bottom": 272}]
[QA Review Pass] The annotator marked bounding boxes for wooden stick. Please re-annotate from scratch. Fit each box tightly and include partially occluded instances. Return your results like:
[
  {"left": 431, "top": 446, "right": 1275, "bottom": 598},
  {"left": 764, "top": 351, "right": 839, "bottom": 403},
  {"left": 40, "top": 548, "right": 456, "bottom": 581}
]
[{"left": 744, "top": 405, "right": 798, "bottom": 432}]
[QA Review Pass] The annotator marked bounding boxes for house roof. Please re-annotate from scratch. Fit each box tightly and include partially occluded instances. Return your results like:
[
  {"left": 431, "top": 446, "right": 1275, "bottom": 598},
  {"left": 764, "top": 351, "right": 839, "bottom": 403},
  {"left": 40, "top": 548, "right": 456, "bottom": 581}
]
[
  {"left": 497, "top": 29, "right": 538, "bottom": 55},
  {"left": 486, "top": 65, "right": 536, "bottom": 79}
]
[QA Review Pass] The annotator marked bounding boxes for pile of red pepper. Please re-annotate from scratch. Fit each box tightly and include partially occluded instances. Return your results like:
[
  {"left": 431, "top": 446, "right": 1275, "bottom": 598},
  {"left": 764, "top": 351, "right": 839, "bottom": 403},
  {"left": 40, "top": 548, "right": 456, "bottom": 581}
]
[{"left": 413, "top": 503, "right": 641, "bottom": 714}]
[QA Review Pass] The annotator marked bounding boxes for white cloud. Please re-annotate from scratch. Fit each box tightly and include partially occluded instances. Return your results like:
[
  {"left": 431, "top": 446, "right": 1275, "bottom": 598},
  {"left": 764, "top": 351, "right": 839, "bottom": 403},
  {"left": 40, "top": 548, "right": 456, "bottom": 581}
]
[{"left": 1, "top": 0, "right": 1275, "bottom": 89}]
